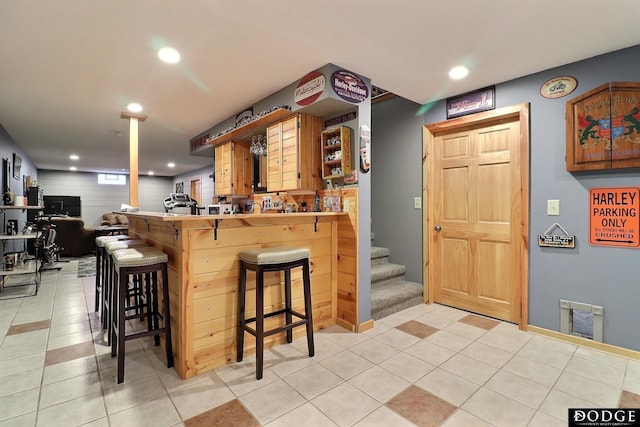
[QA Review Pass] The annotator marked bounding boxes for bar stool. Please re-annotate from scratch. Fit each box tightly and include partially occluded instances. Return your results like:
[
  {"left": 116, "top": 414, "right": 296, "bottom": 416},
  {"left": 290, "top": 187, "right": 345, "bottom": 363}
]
[
  {"left": 110, "top": 247, "right": 173, "bottom": 384},
  {"left": 95, "top": 235, "right": 130, "bottom": 314},
  {"left": 237, "top": 246, "right": 314, "bottom": 380},
  {"left": 102, "top": 239, "right": 149, "bottom": 343}
]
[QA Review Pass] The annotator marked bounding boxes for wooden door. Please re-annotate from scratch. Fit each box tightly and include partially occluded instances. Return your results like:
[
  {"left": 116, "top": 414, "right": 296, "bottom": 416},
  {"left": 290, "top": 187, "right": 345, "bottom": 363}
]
[{"left": 424, "top": 104, "right": 529, "bottom": 325}]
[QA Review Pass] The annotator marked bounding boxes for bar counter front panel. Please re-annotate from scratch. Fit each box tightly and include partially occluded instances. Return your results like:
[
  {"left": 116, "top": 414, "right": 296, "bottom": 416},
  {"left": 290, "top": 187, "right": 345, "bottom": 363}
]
[{"left": 125, "top": 207, "right": 356, "bottom": 379}]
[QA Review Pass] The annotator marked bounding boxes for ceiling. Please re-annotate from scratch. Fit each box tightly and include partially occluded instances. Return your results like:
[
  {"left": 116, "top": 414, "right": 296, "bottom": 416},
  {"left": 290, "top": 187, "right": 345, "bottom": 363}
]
[{"left": 1, "top": 1, "right": 638, "bottom": 177}]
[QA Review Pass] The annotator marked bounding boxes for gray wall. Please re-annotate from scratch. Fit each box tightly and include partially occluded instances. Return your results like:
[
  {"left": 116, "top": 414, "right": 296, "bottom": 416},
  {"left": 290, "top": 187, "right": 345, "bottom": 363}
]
[
  {"left": 371, "top": 96, "right": 425, "bottom": 283},
  {"left": 417, "top": 44, "right": 640, "bottom": 351},
  {"left": 0, "top": 124, "right": 39, "bottom": 240},
  {"left": 37, "top": 170, "right": 172, "bottom": 227}
]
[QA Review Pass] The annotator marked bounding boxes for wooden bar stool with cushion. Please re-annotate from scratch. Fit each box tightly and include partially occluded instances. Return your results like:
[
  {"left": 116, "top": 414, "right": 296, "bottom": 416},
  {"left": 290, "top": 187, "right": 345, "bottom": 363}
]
[
  {"left": 110, "top": 246, "right": 173, "bottom": 384},
  {"left": 102, "top": 239, "right": 149, "bottom": 343},
  {"left": 95, "top": 234, "right": 130, "bottom": 316},
  {"left": 237, "top": 246, "right": 314, "bottom": 380}
]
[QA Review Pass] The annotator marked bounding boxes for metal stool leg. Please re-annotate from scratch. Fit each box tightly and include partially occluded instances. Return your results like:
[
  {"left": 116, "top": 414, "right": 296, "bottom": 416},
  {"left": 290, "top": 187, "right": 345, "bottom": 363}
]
[
  {"left": 237, "top": 261, "right": 247, "bottom": 362},
  {"left": 303, "top": 260, "right": 314, "bottom": 357},
  {"left": 284, "top": 268, "right": 293, "bottom": 343},
  {"left": 255, "top": 265, "right": 264, "bottom": 380}
]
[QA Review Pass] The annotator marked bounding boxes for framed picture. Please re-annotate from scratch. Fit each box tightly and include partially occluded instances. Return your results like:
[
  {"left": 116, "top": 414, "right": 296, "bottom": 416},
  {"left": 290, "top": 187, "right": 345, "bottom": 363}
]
[
  {"left": 175, "top": 182, "right": 184, "bottom": 193},
  {"left": 446, "top": 86, "right": 495, "bottom": 119},
  {"left": 12, "top": 153, "right": 21, "bottom": 179}
]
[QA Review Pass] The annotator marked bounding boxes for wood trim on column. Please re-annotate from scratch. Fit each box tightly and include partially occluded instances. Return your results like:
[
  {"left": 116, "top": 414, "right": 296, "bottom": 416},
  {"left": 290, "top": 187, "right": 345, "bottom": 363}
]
[{"left": 121, "top": 112, "right": 147, "bottom": 208}]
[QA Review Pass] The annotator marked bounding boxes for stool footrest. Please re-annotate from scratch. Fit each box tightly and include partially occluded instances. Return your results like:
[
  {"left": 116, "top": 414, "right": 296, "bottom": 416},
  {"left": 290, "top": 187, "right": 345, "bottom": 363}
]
[
  {"left": 123, "top": 328, "right": 166, "bottom": 343},
  {"left": 244, "top": 319, "right": 309, "bottom": 338}
]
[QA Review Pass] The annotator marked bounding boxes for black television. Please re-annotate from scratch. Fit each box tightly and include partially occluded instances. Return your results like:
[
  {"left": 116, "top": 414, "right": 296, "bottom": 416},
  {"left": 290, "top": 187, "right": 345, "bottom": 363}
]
[{"left": 42, "top": 195, "right": 81, "bottom": 217}]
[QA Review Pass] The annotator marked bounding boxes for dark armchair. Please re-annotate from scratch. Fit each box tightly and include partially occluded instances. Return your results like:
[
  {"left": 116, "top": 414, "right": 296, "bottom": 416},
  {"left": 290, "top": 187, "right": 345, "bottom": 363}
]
[{"left": 50, "top": 217, "right": 96, "bottom": 257}]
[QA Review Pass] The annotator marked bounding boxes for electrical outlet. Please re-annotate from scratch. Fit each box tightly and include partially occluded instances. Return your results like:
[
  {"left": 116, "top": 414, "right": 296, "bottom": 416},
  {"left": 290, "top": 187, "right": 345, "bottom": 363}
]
[
  {"left": 414, "top": 197, "right": 422, "bottom": 209},
  {"left": 547, "top": 199, "right": 560, "bottom": 216}
]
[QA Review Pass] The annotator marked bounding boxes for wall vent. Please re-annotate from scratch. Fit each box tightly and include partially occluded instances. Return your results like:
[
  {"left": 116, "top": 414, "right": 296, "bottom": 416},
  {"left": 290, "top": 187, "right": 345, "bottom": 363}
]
[{"left": 560, "top": 299, "right": 603, "bottom": 342}]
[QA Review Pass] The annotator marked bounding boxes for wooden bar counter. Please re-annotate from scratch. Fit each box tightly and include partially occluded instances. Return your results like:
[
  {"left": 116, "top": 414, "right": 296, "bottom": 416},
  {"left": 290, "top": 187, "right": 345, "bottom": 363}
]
[{"left": 123, "top": 210, "right": 351, "bottom": 379}]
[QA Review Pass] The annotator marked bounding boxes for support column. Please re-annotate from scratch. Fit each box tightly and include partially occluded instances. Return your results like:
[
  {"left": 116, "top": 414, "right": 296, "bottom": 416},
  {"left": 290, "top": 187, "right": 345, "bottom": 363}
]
[{"left": 120, "top": 112, "right": 147, "bottom": 207}]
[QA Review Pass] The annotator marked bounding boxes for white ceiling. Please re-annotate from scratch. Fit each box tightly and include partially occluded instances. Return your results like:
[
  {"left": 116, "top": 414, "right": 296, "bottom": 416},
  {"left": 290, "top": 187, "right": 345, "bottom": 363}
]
[{"left": 1, "top": 1, "right": 638, "bottom": 177}]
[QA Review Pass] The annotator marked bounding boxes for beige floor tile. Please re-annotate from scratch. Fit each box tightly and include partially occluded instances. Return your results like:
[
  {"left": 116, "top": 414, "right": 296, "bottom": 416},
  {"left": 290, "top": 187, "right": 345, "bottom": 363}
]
[
  {"left": 485, "top": 369, "right": 551, "bottom": 409},
  {"left": 42, "top": 355, "right": 97, "bottom": 385},
  {"left": 554, "top": 370, "right": 621, "bottom": 407},
  {"left": 0, "top": 367, "right": 41, "bottom": 398},
  {"left": 442, "top": 321, "right": 487, "bottom": 341},
  {"left": 441, "top": 409, "right": 495, "bottom": 427},
  {"left": 516, "top": 338, "right": 574, "bottom": 369},
  {"left": 99, "top": 354, "right": 157, "bottom": 389},
  {"left": 565, "top": 354, "right": 625, "bottom": 387},
  {"left": 311, "top": 382, "right": 379, "bottom": 426},
  {"left": 374, "top": 328, "right": 421, "bottom": 350},
  {"left": 415, "top": 367, "right": 479, "bottom": 406},
  {"left": 281, "top": 363, "right": 342, "bottom": 400},
  {"left": 353, "top": 405, "right": 416, "bottom": 427},
  {"left": 0, "top": 352, "right": 45, "bottom": 378},
  {"left": 413, "top": 313, "right": 456, "bottom": 329},
  {"left": 39, "top": 371, "right": 102, "bottom": 409},
  {"left": 539, "top": 389, "right": 596, "bottom": 422},
  {"left": 624, "top": 359, "right": 640, "bottom": 394},
  {"left": 35, "top": 391, "right": 106, "bottom": 427},
  {"left": 460, "top": 341, "right": 513, "bottom": 368},
  {"left": 440, "top": 353, "right": 498, "bottom": 385},
  {"left": 319, "top": 350, "right": 374, "bottom": 380},
  {"left": 527, "top": 411, "right": 565, "bottom": 427},
  {"left": 360, "top": 320, "right": 393, "bottom": 337},
  {"left": 405, "top": 339, "right": 456, "bottom": 366},
  {"left": 349, "top": 365, "right": 411, "bottom": 403},
  {"left": 291, "top": 334, "right": 344, "bottom": 361},
  {"left": 169, "top": 374, "right": 236, "bottom": 420},
  {"left": 239, "top": 379, "right": 306, "bottom": 425},
  {"left": 502, "top": 355, "right": 562, "bottom": 387},
  {"left": 48, "top": 319, "right": 91, "bottom": 338},
  {"left": 77, "top": 417, "right": 109, "bottom": 427},
  {"left": 574, "top": 346, "right": 628, "bottom": 370},
  {"left": 0, "top": 388, "right": 39, "bottom": 422},
  {"left": 104, "top": 375, "right": 168, "bottom": 415},
  {"left": 378, "top": 352, "right": 435, "bottom": 383},
  {"left": 0, "top": 411, "right": 37, "bottom": 427},
  {"left": 431, "top": 305, "right": 470, "bottom": 321},
  {"left": 266, "top": 402, "right": 337, "bottom": 427},
  {"left": 1, "top": 329, "right": 48, "bottom": 349},
  {"left": 476, "top": 331, "right": 528, "bottom": 353},
  {"left": 110, "top": 396, "right": 182, "bottom": 427},
  {"left": 214, "top": 359, "right": 280, "bottom": 397},
  {"left": 47, "top": 331, "right": 93, "bottom": 351},
  {"left": 462, "top": 387, "right": 535, "bottom": 427},
  {"left": 349, "top": 337, "right": 398, "bottom": 364},
  {"left": 0, "top": 342, "right": 46, "bottom": 362},
  {"left": 426, "top": 330, "right": 472, "bottom": 353},
  {"left": 376, "top": 310, "right": 420, "bottom": 328},
  {"left": 316, "top": 326, "right": 369, "bottom": 348}
]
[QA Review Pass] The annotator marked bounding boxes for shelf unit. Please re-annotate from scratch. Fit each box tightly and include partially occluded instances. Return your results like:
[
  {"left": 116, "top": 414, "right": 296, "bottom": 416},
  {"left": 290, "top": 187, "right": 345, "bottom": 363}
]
[
  {"left": 206, "top": 108, "right": 293, "bottom": 148},
  {"left": 321, "top": 126, "right": 352, "bottom": 179},
  {"left": 0, "top": 205, "right": 43, "bottom": 299}
]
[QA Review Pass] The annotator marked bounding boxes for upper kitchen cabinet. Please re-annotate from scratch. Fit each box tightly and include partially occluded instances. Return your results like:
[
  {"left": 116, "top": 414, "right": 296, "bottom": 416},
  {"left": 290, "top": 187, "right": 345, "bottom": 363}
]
[
  {"left": 214, "top": 140, "right": 252, "bottom": 196},
  {"left": 267, "top": 113, "right": 323, "bottom": 192}
]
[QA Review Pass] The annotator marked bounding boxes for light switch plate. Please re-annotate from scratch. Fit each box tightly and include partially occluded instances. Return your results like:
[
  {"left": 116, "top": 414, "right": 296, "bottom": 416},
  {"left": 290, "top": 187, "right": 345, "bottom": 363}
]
[
  {"left": 414, "top": 197, "right": 421, "bottom": 209},
  {"left": 547, "top": 199, "right": 560, "bottom": 216}
]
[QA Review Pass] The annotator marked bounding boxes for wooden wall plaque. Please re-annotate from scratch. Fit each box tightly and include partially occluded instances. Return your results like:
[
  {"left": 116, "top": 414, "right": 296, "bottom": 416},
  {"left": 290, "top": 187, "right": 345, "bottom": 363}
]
[{"left": 566, "top": 82, "right": 640, "bottom": 171}]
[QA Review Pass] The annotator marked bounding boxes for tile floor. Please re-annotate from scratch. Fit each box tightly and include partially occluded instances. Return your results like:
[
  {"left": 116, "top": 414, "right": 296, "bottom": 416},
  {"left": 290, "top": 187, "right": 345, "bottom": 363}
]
[{"left": 1, "top": 259, "right": 639, "bottom": 426}]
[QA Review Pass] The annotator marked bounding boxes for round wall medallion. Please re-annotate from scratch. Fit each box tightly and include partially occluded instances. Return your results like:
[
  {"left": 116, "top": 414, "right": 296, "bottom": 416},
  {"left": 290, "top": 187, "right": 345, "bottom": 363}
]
[{"left": 540, "top": 76, "right": 578, "bottom": 99}]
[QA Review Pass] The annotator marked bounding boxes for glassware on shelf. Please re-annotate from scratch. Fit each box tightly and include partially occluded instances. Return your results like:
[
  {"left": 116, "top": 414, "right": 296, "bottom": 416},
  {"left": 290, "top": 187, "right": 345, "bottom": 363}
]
[{"left": 249, "top": 135, "right": 267, "bottom": 156}]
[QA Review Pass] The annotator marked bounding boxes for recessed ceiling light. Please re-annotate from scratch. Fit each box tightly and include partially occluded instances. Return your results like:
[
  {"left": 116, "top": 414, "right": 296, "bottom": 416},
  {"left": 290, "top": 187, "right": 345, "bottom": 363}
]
[
  {"left": 69, "top": 166, "right": 77, "bottom": 171},
  {"left": 167, "top": 162, "right": 175, "bottom": 168},
  {"left": 449, "top": 65, "right": 469, "bottom": 80},
  {"left": 148, "top": 171, "right": 154, "bottom": 175},
  {"left": 158, "top": 47, "right": 181, "bottom": 64},
  {"left": 127, "top": 103, "right": 143, "bottom": 113},
  {"left": 70, "top": 154, "right": 79, "bottom": 160}
]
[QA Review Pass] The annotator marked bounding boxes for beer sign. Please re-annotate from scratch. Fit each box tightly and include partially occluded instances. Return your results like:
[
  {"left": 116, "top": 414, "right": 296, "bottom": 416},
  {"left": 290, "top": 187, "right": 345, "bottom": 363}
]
[{"left": 589, "top": 187, "right": 640, "bottom": 247}]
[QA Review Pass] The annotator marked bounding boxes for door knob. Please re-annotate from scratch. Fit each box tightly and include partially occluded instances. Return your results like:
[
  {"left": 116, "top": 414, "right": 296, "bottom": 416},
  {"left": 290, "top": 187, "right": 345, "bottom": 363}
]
[{"left": 434, "top": 225, "right": 442, "bottom": 232}]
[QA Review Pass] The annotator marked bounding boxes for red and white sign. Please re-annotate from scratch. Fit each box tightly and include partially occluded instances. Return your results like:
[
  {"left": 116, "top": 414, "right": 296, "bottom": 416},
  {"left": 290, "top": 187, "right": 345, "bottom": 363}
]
[{"left": 294, "top": 71, "right": 325, "bottom": 106}]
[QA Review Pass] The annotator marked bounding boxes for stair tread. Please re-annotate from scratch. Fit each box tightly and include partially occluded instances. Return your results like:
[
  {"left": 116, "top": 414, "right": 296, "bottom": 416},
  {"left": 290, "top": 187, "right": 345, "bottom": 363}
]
[
  {"left": 370, "top": 246, "right": 390, "bottom": 259},
  {"left": 371, "top": 279, "right": 423, "bottom": 309},
  {"left": 370, "top": 263, "right": 406, "bottom": 282}
]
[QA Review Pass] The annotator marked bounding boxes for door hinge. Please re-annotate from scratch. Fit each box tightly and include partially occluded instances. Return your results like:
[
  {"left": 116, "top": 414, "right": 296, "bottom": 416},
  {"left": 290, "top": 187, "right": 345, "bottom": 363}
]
[{"left": 298, "top": 172, "right": 301, "bottom": 179}]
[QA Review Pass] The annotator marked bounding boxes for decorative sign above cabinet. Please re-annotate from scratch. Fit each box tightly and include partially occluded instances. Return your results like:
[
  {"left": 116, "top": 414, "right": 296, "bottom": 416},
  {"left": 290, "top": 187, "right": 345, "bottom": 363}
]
[{"left": 565, "top": 81, "right": 640, "bottom": 171}]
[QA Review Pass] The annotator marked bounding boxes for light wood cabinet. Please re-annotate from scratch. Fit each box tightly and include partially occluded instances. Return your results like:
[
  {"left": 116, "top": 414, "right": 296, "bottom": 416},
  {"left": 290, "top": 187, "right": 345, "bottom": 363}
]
[
  {"left": 214, "top": 141, "right": 252, "bottom": 196},
  {"left": 267, "top": 113, "right": 322, "bottom": 192},
  {"left": 321, "top": 126, "right": 352, "bottom": 179}
]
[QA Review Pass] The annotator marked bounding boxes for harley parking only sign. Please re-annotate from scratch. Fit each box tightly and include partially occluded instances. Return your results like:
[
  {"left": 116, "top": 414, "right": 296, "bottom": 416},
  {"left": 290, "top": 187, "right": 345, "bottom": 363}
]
[{"left": 589, "top": 187, "right": 640, "bottom": 248}]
